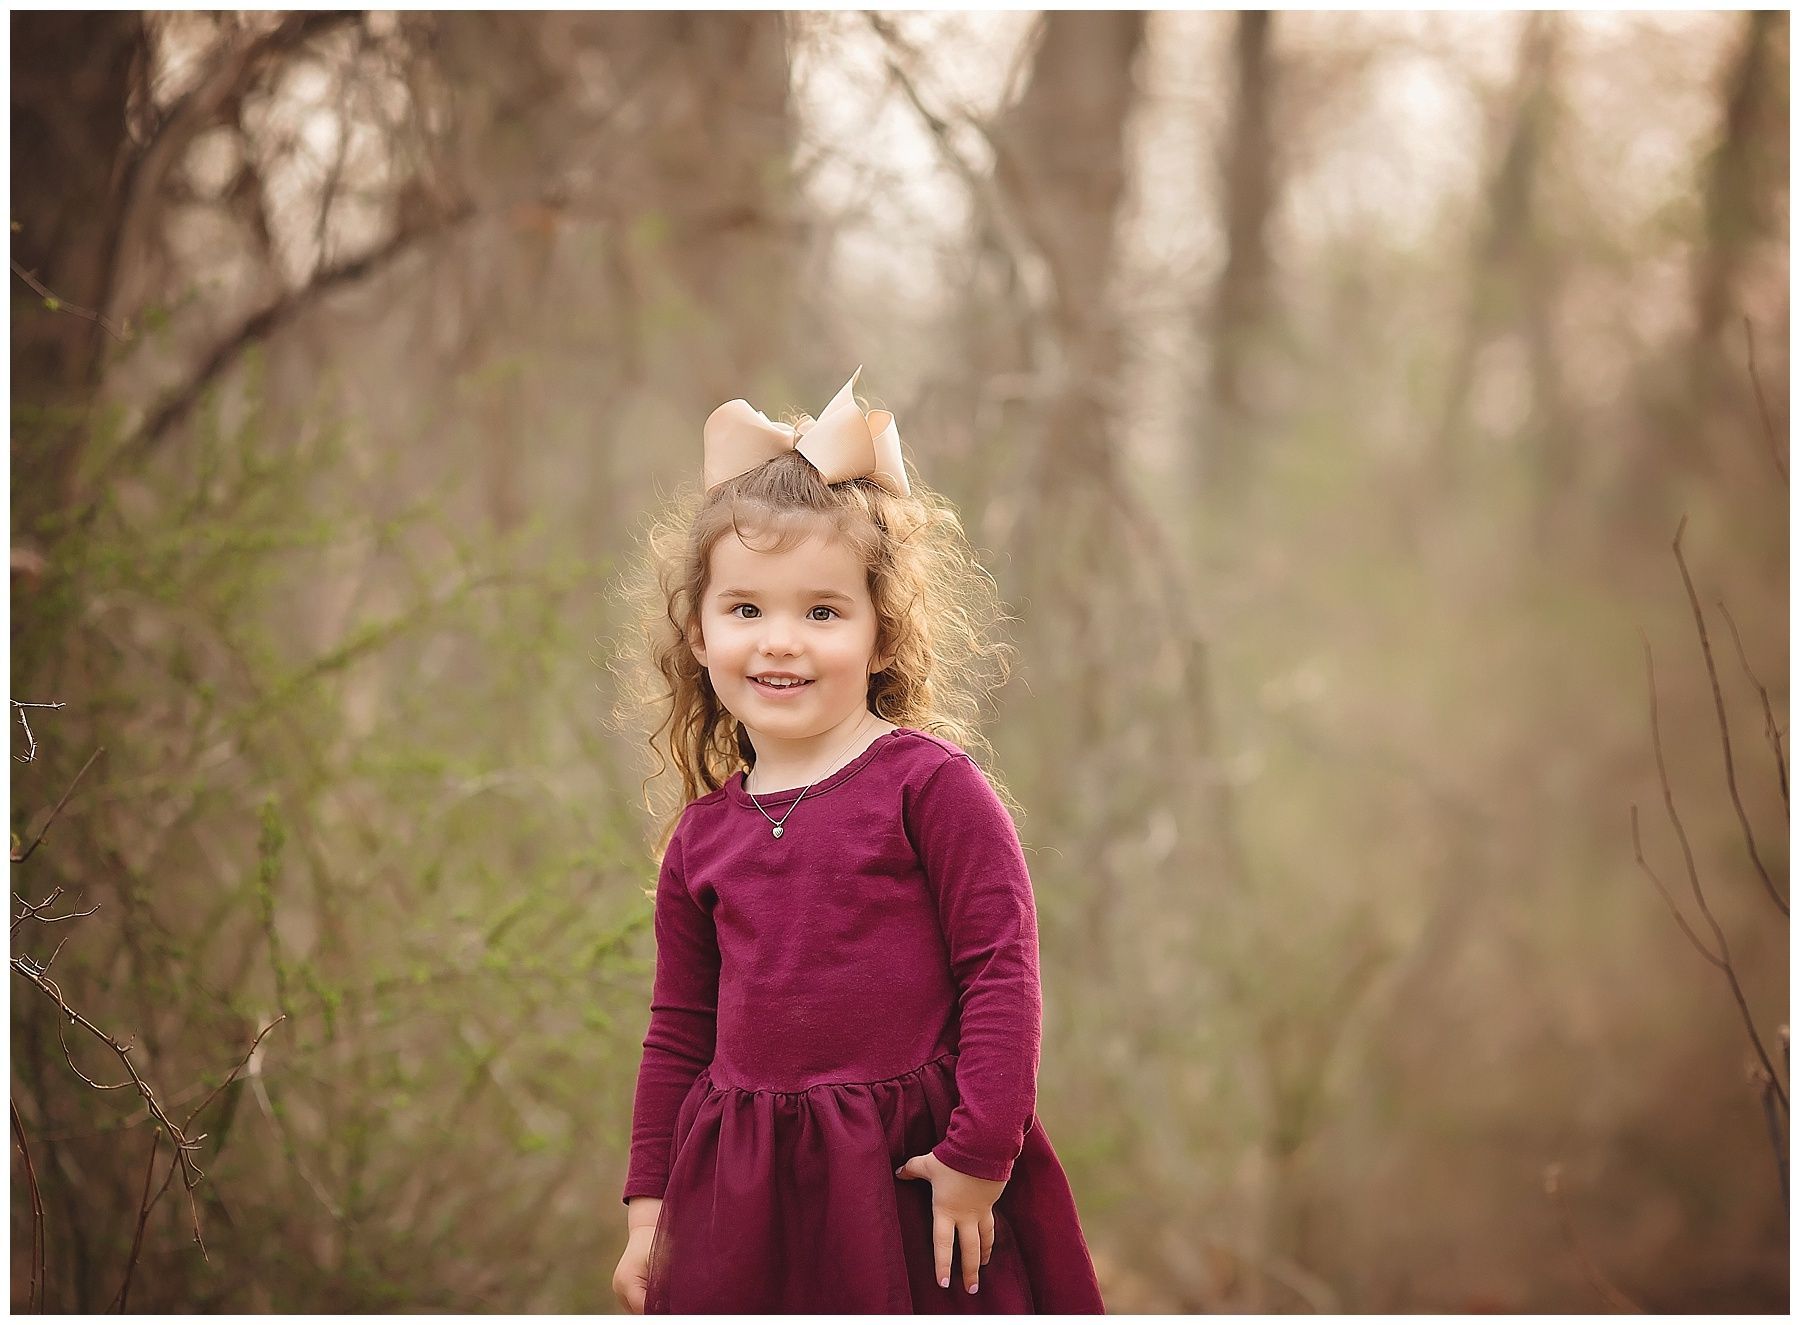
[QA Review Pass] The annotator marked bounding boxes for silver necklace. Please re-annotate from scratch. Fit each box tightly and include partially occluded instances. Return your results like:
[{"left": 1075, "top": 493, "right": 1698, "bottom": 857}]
[{"left": 744, "top": 718, "right": 878, "bottom": 839}]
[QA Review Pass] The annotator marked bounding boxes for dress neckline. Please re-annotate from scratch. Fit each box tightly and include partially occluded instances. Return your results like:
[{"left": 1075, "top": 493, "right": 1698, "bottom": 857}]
[{"left": 727, "top": 726, "right": 912, "bottom": 808}]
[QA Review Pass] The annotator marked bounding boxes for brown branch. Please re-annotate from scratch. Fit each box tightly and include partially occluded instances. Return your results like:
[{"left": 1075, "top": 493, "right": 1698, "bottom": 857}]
[
  {"left": 104, "top": 201, "right": 476, "bottom": 482},
  {"left": 1754, "top": 1061, "right": 1789, "bottom": 1210},
  {"left": 1629, "top": 806, "right": 1725, "bottom": 968},
  {"left": 13, "top": 887, "right": 101, "bottom": 937},
  {"left": 1544, "top": 1161, "right": 1644, "bottom": 1312},
  {"left": 9, "top": 259, "right": 134, "bottom": 342},
  {"left": 181, "top": 1014, "right": 287, "bottom": 1131},
  {"left": 1716, "top": 598, "right": 1788, "bottom": 816},
  {"left": 12, "top": 699, "right": 65, "bottom": 764},
  {"left": 111, "top": 1133, "right": 163, "bottom": 1313},
  {"left": 55, "top": 1008, "right": 136, "bottom": 1091},
  {"left": 106, "top": 1012, "right": 288, "bottom": 1296},
  {"left": 13, "top": 955, "right": 213, "bottom": 1257},
  {"left": 12, "top": 746, "right": 105, "bottom": 864},
  {"left": 1743, "top": 316, "right": 1786, "bottom": 481},
  {"left": 105, "top": 12, "right": 364, "bottom": 329},
  {"left": 1672, "top": 517, "right": 1785, "bottom": 916},
  {"left": 13, "top": 886, "right": 63, "bottom": 932},
  {"left": 12, "top": 1101, "right": 47, "bottom": 1312},
  {"left": 1640, "top": 624, "right": 1787, "bottom": 1115}
]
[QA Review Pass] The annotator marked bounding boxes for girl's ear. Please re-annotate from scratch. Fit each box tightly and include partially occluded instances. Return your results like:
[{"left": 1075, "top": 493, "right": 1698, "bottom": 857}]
[{"left": 688, "top": 624, "right": 708, "bottom": 668}]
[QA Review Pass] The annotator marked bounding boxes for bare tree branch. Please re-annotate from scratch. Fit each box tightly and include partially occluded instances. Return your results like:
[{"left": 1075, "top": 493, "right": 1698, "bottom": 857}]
[
  {"left": 12, "top": 699, "right": 66, "bottom": 764},
  {"left": 12, "top": 1102, "right": 47, "bottom": 1311},
  {"left": 1671, "top": 517, "right": 1786, "bottom": 916},
  {"left": 1742, "top": 317, "right": 1786, "bottom": 480},
  {"left": 9, "top": 956, "right": 283, "bottom": 1262},
  {"left": 9, "top": 260, "right": 134, "bottom": 342},
  {"left": 12, "top": 746, "right": 104, "bottom": 863},
  {"left": 110, "top": 1134, "right": 164, "bottom": 1313},
  {"left": 1716, "top": 598, "right": 1788, "bottom": 816},
  {"left": 103, "top": 199, "right": 477, "bottom": 485},
  {"left": 1754, "top": 1057, "right": 1789, "bottom": 1212},
  {"left": 1638, "top": 622, "right": 1787, "bottom": 1117},
  {"left": 105, "top": 11, "right": 365, "bottom": 327},
  {"left": 1630, "top": 805, "right": 1725, "bottom": 969}
]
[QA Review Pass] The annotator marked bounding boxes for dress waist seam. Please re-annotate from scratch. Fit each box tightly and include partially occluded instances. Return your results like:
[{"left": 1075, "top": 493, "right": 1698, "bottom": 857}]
[{"left": 704, "top": 1051, "right": 957, "bottom": 1096}]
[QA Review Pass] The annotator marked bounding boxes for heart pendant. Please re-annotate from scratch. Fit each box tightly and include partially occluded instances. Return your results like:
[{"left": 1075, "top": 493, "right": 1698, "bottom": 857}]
[{"left": 772, "top": 825, "right": 783, "bottom": 839}]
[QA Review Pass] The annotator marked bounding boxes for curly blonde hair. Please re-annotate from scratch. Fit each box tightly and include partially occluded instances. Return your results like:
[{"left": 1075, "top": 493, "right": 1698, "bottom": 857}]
[{"left": 608, "top": 441, "right": 1017, "bottom": 855}]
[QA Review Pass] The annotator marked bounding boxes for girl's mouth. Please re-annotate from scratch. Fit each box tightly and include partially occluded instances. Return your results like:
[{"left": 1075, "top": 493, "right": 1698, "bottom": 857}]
[{"left": 750, "top": 677, "right": 813, "bottom": 695}]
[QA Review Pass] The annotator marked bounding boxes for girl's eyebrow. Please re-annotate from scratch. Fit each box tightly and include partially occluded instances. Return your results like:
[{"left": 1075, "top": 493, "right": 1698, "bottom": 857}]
[{"left": 716, "top": 587, "right": 856, "bottom": 603}]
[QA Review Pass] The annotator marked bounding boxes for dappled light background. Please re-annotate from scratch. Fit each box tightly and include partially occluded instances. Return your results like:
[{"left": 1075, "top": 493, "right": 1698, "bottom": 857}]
[{"left": 10, "top": 11, "right": 1788, "bottom": 1311}]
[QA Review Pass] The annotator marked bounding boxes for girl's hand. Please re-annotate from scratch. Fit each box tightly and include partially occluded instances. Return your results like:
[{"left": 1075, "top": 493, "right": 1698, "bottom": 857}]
[
  {"left": 894, "top": 1152, "right": 1007, "bottom": 1295},
  {"left": 612, "top": 1224, "right": 657, "bottom": 1314}
]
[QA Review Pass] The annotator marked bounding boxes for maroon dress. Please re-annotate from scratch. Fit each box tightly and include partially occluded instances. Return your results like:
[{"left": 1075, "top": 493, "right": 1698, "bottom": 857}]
[{"left": 623, "top": 727, "right": 1106, "bottom": 1313}]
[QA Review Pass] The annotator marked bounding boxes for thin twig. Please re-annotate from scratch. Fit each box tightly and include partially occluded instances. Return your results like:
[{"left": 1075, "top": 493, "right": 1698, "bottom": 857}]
[
  {"left": 182, "top": 1014, "right": 287, "bottom": 1131},
  {"left": 1544, "top": 1162, "right": 1644, "bottom": 1312},
  {"left": 1640, "top": 626, "right": 1787, "bottom": 1115},
  {"left": 1755, "top": 1065, "right": 1789, "bottom": 1212},
  {"left": 55, "top": 1009, "right": 136, "bottom": 1091},
  {"left": 1715, "top": 599, "right": 1788, "bottom": 816},
  {"left": 118, "top": 1018, "right": 270, "bottom": 1298},
  {"left": 111, "top": 1133, "right": 162, "bottom": 1313},
  {"left": 9, "top": 260, "right": 134, "bottom": 342},
  {"left": 14, "top": 888, "right": 101, "bottom": 934},
  {"left": 1743, "top": 316, "right": 1786, "bottom": 481},
  {"left": 13, "top": 746, "right": 105, "bottom": 863},
  {"left": 12, "top": 699, "right": 65, "bottom": 764},
  {"left": 1629, "top": 806, "right": 1724, "bottom": 968},
  {"left": 1672, "top": 518, "right": 1785, "bottom": 916},
  {"left": 139, "top": 1139, "right": 187, "bottom": 1232},
  {"left": 13, "top": 886, "right": 63, "bottom": 934},
  {"left": 12, "top": 956, "right": 213, "bottom": 1256},
  {"left": 12, "top": 1101, "right": 47, "bottom": 1311}
]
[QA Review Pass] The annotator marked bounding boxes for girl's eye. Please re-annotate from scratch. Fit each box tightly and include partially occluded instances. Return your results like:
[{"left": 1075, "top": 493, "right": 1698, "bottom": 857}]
[{"left": 727, "top": 603, "right": 838, "bottom": 621}]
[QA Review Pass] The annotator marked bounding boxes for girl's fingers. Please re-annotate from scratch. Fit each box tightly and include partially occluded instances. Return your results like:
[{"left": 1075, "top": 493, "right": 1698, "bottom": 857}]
[
  {"left": 959, "top": 1221, "right": 982, "bottom": 1293},
  {"left": 980, "top": 1212, "right": 995, "bottom": 1266},
  {"left": 933, "top": 1211, "right": 955, "bottom": 1289}
]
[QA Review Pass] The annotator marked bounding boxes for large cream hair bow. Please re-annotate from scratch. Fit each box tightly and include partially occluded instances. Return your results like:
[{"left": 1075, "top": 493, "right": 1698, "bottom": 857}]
[{"left": 702, "top": 366, "right": 910, "bottom": 497}]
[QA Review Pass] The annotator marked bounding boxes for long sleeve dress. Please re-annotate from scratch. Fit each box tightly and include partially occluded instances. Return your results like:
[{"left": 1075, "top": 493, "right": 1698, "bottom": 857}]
[{"left": 622, "top": 726, "right": 1106, "bottom": 1313}]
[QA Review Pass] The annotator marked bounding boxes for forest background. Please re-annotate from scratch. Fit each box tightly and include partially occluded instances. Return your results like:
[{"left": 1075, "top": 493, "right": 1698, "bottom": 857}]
[{"left": 8, "top": 9, "right": 1789, "bottom": 1313}]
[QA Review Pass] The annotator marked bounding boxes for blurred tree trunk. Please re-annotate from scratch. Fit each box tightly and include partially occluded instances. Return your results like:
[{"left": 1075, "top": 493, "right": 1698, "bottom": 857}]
[
  {"left": 1616, "top": 11, "right": 1786, "bottom": 534},
  {"left": 1427, "top": 13, "right": 1573, "bottom": 542},
  {"left": 587, "top": 12, "right": 799, "bottom": 403},
  {"left": 990, "top": 20, "right": 1256, "bottom": 1296},
  {"left": 1199, "top": 11, "right": 1279, "bottom": 511},
  {"left": 1685, "top": 10, "right": 1785, "bottom": 464},
  {"left": 1692, "top": 11, "right": 1783, "bottom": 400},
  {"left": 10, "top": 12, "right": 146, "bottom": 517},
  {"left": 420, "top": 12, "right": 799, "bottom": 541},
  {"left": 989, "top": 10, "right": 1150, "bottom": 892}
]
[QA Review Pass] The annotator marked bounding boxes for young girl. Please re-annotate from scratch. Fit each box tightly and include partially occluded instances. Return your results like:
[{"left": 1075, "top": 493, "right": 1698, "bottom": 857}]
[{"left": 610, "top": 369, "right": 1106, "bottom": 1313}]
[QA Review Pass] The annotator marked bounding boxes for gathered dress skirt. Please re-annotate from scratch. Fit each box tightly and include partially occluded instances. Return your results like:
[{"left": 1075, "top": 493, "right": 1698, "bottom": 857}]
[{"left": 643, "top": 1053, "right": 1106, "bottom": 1313}]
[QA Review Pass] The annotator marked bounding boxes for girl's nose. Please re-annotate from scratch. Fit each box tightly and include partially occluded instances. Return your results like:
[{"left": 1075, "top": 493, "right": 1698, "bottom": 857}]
[{"left": 759, "top": 621, "right": 800, "bottom": 654}]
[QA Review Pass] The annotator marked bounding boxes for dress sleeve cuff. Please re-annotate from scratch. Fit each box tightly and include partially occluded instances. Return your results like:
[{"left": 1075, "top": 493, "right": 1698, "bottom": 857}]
[
  {"left": 930, "top": 1140, "right": 1016, "bottom": 1184},
  {"left": 621, "top": 1175, "right": 668, "bottom": 1206}
]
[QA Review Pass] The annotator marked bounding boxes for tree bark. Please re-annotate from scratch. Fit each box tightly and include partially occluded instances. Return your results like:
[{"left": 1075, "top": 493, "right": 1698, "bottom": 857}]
[
  {"left": 1426, "top": 13, "right": 1574, "bottom": 540},
  {"left": 11, "top": 12, "right": 147, "bottom": 513},
  {"left": 1200, "top": 10, "right": 1279, "bottom": 508}
]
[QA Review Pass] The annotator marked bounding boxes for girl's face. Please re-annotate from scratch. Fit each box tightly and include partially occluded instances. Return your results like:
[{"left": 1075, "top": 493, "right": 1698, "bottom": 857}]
[{"left": 690, "top": 525, "right": 892, "bottom": 754}]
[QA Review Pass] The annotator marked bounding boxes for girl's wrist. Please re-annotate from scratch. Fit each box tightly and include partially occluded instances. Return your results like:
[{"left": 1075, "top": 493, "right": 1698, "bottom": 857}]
[{"left": 626, "top": 1195, "right": 663, "bottom": 1232}]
